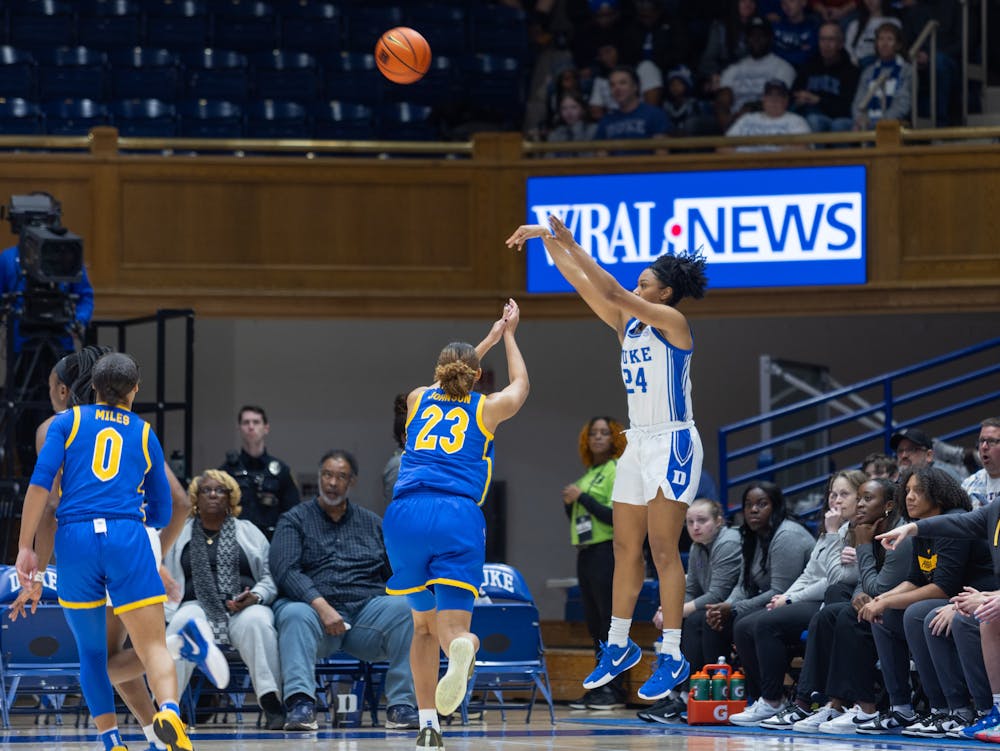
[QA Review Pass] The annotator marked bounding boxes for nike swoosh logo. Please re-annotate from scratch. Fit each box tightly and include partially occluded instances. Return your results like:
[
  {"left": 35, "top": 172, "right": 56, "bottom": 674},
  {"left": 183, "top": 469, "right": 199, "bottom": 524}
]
[
  {"left": 611, "top": 649, "right": 631, "bottom": 667},
  {"left": 182, "top": 634, "right": 202, "bottom": 657},
  {"left": 670, "top": 665, "right": 685, "bottom": 679}
]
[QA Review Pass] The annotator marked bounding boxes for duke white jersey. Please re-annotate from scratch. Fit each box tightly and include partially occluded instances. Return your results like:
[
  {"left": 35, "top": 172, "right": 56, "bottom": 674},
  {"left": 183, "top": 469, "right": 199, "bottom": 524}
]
[{"left": 621, "top": 317, "right": 693, "bottom": 428}]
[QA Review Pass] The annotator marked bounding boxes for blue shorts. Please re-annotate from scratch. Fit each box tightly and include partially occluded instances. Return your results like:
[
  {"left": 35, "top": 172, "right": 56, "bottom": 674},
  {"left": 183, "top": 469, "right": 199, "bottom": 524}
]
[
  {"left": 383, "top": 494, "right": 485, "bottom": 612},
  {"left": 56, "top": 517, "right": 166, "bottom": 615}
]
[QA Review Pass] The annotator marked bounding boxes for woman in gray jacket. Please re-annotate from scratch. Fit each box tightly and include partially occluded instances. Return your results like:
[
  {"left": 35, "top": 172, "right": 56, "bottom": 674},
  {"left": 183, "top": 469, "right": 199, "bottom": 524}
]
[{"left": 163, "top": 469, "right": 283, "bottom": 729}]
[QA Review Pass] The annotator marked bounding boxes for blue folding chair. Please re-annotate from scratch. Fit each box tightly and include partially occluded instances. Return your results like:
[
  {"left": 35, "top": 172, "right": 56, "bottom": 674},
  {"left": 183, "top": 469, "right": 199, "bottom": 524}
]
[
  {"left": 463, "top": 563, "right": 555, "bottom": 724},
  {"left": 245, "top": 99, "right": 307, "bottom": 139},
  {"left": 42, "top": 97, "right": 108, "bottom": 135},
  {"left": 378, "top": 101, "right": 436, "bottom": 141},
  {"left": 311, "top": 100, "right": 373, "bottom": 140},
  {"left": 177, "top": 98, "right": 242, "bottom": 138},
  {"left": 111, "top": 97, "right": 176, "bottom": 136},
  {"left": 315, "top": 652, "right": 368, "bottom": 728},
  {"left": 0, "top": 46, "right": 37, "bottom": 100},
  {"left": 0, "top": 98, "right": 44, "bottom": 134},
  {"left": 109, "top": 46, "right": 179, "bottom": 100},
  {"left": 279, "top": 2, "right": 341, "bottom": 54}
]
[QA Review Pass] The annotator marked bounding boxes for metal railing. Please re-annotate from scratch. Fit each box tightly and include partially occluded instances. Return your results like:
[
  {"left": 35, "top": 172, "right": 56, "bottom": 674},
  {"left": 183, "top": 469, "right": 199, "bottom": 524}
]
[
  {"left": 961, "top": 0, "right": 989, "bottom": 124},
  {"left": 718, "top": 336, "right": 1000, "bottom": 513},
  {"left": 909, "top": 19, "right": 940, "bottom": 128}
]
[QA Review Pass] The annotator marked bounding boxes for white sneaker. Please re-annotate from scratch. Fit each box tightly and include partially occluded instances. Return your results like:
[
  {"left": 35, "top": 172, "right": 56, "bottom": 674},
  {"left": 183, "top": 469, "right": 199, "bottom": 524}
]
[
  {"left": 818, "top": 705, "right": 872, "bottom": 734},
  {"left": 730, "top": 698, "right": 784, "bottom": 727},
  {"left": 793, "top": 704, "right": 843, "bottom": 732}
]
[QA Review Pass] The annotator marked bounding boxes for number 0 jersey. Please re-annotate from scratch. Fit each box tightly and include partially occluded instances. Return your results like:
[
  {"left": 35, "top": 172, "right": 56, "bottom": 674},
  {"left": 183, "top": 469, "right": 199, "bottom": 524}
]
[
  {"left": 392, "top": 388, "right": 494, "bottom": 505},
  {"left": 30, "top": 404, "right": 172, "bottom": 526},
  {"left": 621, "top": 317, "right": 693, "bottom": 428}
]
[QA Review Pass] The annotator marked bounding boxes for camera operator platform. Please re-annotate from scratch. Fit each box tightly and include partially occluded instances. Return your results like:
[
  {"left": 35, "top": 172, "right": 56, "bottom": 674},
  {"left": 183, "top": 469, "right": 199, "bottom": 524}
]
[{"left": 0, "top": 193, "right": 93, "bottom": 481}]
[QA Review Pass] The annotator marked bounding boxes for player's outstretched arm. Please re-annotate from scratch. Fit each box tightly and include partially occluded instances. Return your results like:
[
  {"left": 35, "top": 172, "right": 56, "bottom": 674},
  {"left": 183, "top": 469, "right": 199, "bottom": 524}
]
[
  {"left": 484, "top": 300, "right": 529, "bottom": 429},
  {"left": 474, "top": 304, "right": 509, "bottom": 362}
]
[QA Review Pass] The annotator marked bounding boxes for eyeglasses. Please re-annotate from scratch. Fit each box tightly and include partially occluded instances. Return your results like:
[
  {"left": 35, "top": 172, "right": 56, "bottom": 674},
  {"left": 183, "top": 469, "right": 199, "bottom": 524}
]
[
  {"left": 979, "top": 437, "right": 1000, "bottom": 448},
  {"left": 198, "top": 486, "right": 231, "bottom": 497}
]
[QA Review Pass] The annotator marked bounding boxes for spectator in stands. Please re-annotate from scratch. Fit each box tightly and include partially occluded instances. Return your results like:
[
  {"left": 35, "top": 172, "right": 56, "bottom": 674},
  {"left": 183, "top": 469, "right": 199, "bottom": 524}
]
[
  {"left": 719, "top": 17, "right": 797, "bottom": 113},
  {"left": 775, "top": 477, "right": 908, "bottom": 732},
  {"left": 851, "top": 22, "right": 912, "bottom": 128},
  {"left": 572, "top": 0, "right": 628, "bottom": 81},
  {"left": 703, "top": 482, "right": 813, "bottom": 690},
  {"left": 844, "top": 0, "right": 901, "bottom": 68},
  {"left": 862, "top": 451, "right": 899, "bottom": 480},
  {"left": 772, "top": 0, "right": 820, "bottom": 68},
  {"left": 594, "top": 65, "right": 670, "bottom": 142},
  {"left": 640, "top": 498, "right": 742, "bottom": 723},
  {"left": 548, "top": 93, "right": 599, "bottom": 151},
  {"left": 810, "top": 0, "right": 858, "bottom": 23},
  {"left": 381, "top": 393, "right": 408, "bottom": 510},
  {"left": 895, "top": 0, "right": 960, "bottom": 125},
  {"left": 757, "top": 0, "right": 784, "bottom": 23},
  {"left": 621, "top": 0, "right": 690, "bottom": 92},
  {"left": 220, "top": 405, "right": 300, "bottom": 540},
  {"left": 588, "top": 39, "right": 663, "bottom": 118},
  {"left": 723, "top": 79, "right": 811, "bottom": 150},
  {"left": 162, "top": 469, "right": 284, "bottom": 730},
  {"left": 699, "top": 0, "right": 759, "bottom": 93},
  {"left": 792, "top": 22, "right": 860, "bottom": 132},
  {"left": 564, "top": 416, "right": 627, "bottom": 711},
  {"left": 732, "top": 470, "right": 863, "bottom": 727},
  {"left": 854, "top": 467, "right": 993, "bottom": 734},
  {"left": 891, "top": 427, "right": 967, "bottom": 484},
  {"left": 963, "top": 418, "right": 1000, "bottom": 508},
  {"left": 270, "top": 450, "right": 418, "bottom": 732},
  {"left": 523, "top": 1, "right": 575, "bottom": 137},
  {"left": 662, "top": 65, "right": 715, "bottom": 136}
]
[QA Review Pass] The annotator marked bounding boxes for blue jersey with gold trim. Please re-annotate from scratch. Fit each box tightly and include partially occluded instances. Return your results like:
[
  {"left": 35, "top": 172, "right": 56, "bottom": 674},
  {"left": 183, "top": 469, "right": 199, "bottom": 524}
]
[
  {"left": 30, "top": 404, "right": 172, "bottom": 527},
  {"left": 393, "top": 388, "right": 494, "bottom": 505}
]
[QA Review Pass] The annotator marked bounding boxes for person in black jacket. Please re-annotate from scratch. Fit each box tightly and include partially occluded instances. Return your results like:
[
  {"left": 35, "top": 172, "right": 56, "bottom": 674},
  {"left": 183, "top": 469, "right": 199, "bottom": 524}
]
[{"left": 791, "top": 22, "right": 860, "bottom": 132}]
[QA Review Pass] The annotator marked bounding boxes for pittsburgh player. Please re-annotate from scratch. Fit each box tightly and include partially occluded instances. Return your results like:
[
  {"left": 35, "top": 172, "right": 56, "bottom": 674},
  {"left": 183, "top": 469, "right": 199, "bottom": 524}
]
[
  {"left": 507, "top": 216, "right": 708, "bottom": 702},
  {"left": 16, "top": 353, "right": 194, "bottom": 751},
  {"left": 383, "top": 299, "right": 529, "bottom": 751}
]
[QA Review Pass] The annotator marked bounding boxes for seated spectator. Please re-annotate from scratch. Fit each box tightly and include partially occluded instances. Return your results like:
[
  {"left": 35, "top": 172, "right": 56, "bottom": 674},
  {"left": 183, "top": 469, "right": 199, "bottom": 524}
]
[
  {"left": 719, "top": 17, "right": 797, "bottom": 113},
  {"left": 891, "top": 427, "right": 967, "bottom": 484},
  {"left": 792, "top": 22, "right": 860, "bottom": 132},
  {"left": 963, "top": 418, "right": 1000, "bottom": 508},
  {"left": 855, "top": 467, "right": 993, "bottom": 734},
  {"left": 895, "top": 0, "right": 960, "bottom": 125},
  {"left": 810, "top": 0, "right": 858, "bottom": 23},
  {"left": 757, "top": 0, "right": 784, "bottom": 23},
  {"left": 862, "top": 451, "right": 899, "bottom": 480},
  {"left": 772, "top": 0, "right": 820, "bottom": 68},
  {"left": 762, "top": 477, "right": 905, "bottom": 731},
  {"left": 621, "top": 0, "right": 690, "bottom": 93},
  {"left": 723, "top": 79, "right": 811, "bottom": 151},
  {"left": 640, "top": 498, "right": 742, "bottom": 723},
  {"left": 699, "top": 0, "right": 759, "bottom": 93},
  {"left": 662, "top": 65, "right": 717, "bottom": 137},
  {"left": 270, "top": 450, "right": 418, "bottom": 732},
  {"left": 548, "top": 94, "right": 599, "bottom": 154},
  {"left": 844, "top": 0, "right": 901, "bottom": 68},
  {"left": 381, "top": 393, "right": 408, "bottom": 510},
  {"left": 522, "top": 4, "right": 575, "bottom": 137},
  {"left": 162, "top": 469, "right": 284, "bottom": 729},
  {"left": 851, "top": 22, "right": 912, "bottom": 128},
  {"left": 588, "top": 39, "right": 663, "bottom": 118},
  {"left": 572, "top": 0, "right": 628, "bottom": 83},
  {"left": 703, "top": 482, "right": 814, "bottom": 691},
  {"left": 594, "top": 66, "right": 670, "bottom": 143},
  {"left": 732, "top": 470, "right": 863, "bottom": 727}
]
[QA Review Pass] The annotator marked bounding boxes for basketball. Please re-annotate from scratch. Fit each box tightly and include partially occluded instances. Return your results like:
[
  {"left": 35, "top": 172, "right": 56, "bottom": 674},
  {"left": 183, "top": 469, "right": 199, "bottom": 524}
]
[{"left": 375, "top": 27, "right": 432, "bottom": 85}]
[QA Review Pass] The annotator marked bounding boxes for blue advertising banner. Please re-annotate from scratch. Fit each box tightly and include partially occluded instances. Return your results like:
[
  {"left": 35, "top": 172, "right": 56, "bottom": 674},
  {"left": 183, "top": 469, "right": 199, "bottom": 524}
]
[{"left": 525, "top": 165, "right": 867, "bottom": 292}]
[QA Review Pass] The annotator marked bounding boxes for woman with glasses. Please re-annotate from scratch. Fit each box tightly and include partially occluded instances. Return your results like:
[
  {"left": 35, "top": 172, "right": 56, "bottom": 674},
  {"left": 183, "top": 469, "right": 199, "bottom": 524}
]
[
  {"left": 564, "top": 416, "right": 627, "bottom": 711},
  {"left": 162, "top": 469, "right": 283, "bottom": 729}
]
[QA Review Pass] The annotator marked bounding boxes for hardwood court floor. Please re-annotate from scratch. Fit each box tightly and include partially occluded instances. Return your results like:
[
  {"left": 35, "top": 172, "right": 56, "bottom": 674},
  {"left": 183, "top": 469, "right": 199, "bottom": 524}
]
[{"left": 0, "top": 707, "right": 988, "bottom": 750}]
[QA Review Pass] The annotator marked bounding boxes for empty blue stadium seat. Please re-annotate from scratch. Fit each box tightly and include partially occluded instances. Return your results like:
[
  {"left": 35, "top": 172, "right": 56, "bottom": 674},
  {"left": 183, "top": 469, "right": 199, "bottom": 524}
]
[
  {"left": 0, "top": 97, "right": 43, "bottom": 134},
  {"left": 245, "top": 99, "right": 307, "bottom": 139},
  {"left": 211, "top": 0, "right": 277, "bottom": 53},
  {"left": 38, "top": 46, "right": 108, "bottom": 102},
  {"left": 252, "top": 50, "right": 319, "bottom": 102},
  {"left": 0, "top": 46, "right": 37, "bottom": 100},
  {"left": 42, "top": 97, "right": 107, "bottom": 135},
  {"left": 404, "top": 4, "right": 467, "bottom": 57},
  {"left": 77, "top": 0, "right": 142, "bottom": 50},
  {"left": 383, "top": 54, "right": 455, "bottom": 106},
  {"left": 472, "top": 4, "right": 528, "bottom": 60},
  {"left": 344, "top": 5, "right": 403, "bottom": 52},
  {"left": 463, "top": 53, "right": 523, "bottom": 116},
  {"left": 311, "top": 99, "right": 373, "bottom": 140},
  {"left": 182, "top": 48, "right": 250, "bottom": 102},
  {"left": 111, "top": 97, "right": 176, "bottom": 136},
  {"left": 379, "top": 101, "right": 436, "bottom": 141},
  {"left": 322, "top": 51, "right": 382, "bottom": 105},
  {"left": 9, "top": 0, "right": 77, "bottom": 50},
  {"left": 279, "top": 2, "right": 341, "bottom": 54},
  {"left": 144, "top": 0, "right": 210, "bottom": 50},
  {"left": 109, "top": 47, "right": 179, "bottom": 100},
  {"left": 177, "top": 98, "right": 242, "bottom": 138}
]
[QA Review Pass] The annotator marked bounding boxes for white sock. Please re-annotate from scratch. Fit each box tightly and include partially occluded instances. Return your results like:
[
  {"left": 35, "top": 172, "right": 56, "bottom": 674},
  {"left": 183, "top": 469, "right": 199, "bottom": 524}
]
[
  {"left": 993, "top": 693, "right": 1000, "bottom": 708},
  {"left": 418, "top": 709, "right": 440, "bottom": 732},
  {"left": 608, "top": 617, "right": 631, "bottom": 647},
  {"left": 661, "top": 628, "right": 681, "bottom": 659},
  {"left": 143, "top": 725, "right": 167, "bottom": 750},
  {"left": 891, "top": 704, "right": 914, "bottom": 715}
]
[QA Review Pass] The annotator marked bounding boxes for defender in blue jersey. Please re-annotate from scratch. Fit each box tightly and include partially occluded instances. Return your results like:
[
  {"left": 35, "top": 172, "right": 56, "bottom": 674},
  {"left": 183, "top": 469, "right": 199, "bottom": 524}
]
[
  {"left": 508, "top": 216, "right": 709, "bottom": 709},
  {"left": 16, "top": 353, "right": 195, "bottom": 751},
  {"left": 383, "top": 299, "right": 529, "bottom": 751}
]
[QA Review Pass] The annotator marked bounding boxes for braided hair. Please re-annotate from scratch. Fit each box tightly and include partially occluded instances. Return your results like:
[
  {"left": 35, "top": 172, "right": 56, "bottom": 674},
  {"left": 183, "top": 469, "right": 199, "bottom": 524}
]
[
  {"left": 52, "top": 345, "right": 113, "bottom": 406},
  {"left": 648, "top": 252, "right": 708, "bottom": 306}
]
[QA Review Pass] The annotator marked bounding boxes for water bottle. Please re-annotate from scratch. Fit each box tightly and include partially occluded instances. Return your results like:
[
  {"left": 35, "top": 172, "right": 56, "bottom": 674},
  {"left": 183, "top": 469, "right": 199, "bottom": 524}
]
[
  {"left": 689, "top": 669, "right": 710, "bottom": 701},
  {"left": 729, "top": 669, "right": 746, "bottom": 701}
]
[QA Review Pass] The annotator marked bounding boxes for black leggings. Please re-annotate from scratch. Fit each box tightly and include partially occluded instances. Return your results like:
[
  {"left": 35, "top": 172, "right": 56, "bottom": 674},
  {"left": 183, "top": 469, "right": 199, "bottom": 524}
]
[
  {"left": 734, "top": 602, "right": 821, "bottom": 701},
  {"left": 682, "top": 608, "right": 733, "bottom": 672}
]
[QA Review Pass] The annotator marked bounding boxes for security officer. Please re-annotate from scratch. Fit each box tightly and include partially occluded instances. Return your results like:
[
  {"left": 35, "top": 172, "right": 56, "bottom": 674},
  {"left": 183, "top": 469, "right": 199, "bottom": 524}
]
[{"left": 220, "top": 404, "right": 300, "bottom": 539}]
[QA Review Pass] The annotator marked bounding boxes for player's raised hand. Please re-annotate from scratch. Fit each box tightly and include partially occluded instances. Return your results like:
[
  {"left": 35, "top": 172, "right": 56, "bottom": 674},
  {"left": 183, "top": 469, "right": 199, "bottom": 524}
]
[
  {"left": 547, "top": 214, "right": 575, "bottom": 245},
  {"left": 503, "top": 298, "right": 520, "bottom": 333},
  {"left": 505, "top": 225, "right": 549, "bottom": 251}
]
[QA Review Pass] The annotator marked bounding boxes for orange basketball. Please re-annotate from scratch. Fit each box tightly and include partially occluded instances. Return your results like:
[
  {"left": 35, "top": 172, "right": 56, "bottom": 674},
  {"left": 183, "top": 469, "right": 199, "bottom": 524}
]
[{"left": 375, "top": 27, "right": 432, "bottom": 85}]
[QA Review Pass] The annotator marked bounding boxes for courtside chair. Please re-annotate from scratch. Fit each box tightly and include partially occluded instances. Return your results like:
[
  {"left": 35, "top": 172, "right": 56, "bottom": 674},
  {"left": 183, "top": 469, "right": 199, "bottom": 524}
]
[
  {"left": 278, "top": 2, "right": 341, "bottom": 54},
  {"left": 8, "top": 0, "right": 76, "bottom": 51},
  {"left": 0, "top": 46, "right": 37, "bottom": 100},
  {"left": 77, "top": 0, "right": 142, "bottom": 51},
  {"left": 315, "top": 652, "right": 369, "bottom": 728},
  {"left": 464, "top": 563, "right": 556, "bottom": 724},
  {"left": 109, "top": 46, "right": 179, "bottom": 101}
]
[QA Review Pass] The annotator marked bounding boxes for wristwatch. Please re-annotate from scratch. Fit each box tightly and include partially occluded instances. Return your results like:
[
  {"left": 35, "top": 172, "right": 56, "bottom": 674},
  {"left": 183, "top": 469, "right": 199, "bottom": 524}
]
[{"left": 785, "top": 596, "right": 792, "bottom": 605}]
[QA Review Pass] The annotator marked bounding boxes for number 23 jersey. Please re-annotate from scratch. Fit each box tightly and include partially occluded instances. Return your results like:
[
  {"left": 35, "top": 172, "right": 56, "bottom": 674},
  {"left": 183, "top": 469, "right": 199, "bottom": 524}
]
[
  {"left": 621, "top": 317, "right": 693, "bottom": 428},
  {"left": 392, "top": 388, "right": 494, "bottom": 506}
]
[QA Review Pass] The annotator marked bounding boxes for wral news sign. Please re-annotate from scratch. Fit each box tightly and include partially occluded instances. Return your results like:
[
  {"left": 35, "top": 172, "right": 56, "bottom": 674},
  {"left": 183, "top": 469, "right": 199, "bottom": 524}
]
[{"left": 525, "top": 165, "right": 867, "bottom": 292}]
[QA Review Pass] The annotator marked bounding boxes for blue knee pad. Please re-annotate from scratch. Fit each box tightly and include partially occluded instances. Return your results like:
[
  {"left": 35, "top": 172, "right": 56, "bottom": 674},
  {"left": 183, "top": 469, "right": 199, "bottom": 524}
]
[{"left": 63, "top": 606, "right": 116, "bottom": 717}]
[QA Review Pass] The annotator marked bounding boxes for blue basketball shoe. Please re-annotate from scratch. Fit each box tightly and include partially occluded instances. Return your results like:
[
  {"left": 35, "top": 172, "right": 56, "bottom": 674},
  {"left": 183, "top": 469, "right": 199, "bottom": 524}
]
[
  {"left": 637, "top": 652, "right": 690, "bottom": 701},
  {"left": 177, "top": 617, "right": 230, "bottom": 689},
  {"left": 583, "top": 640, "right": 642, "bottom": 689}
]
